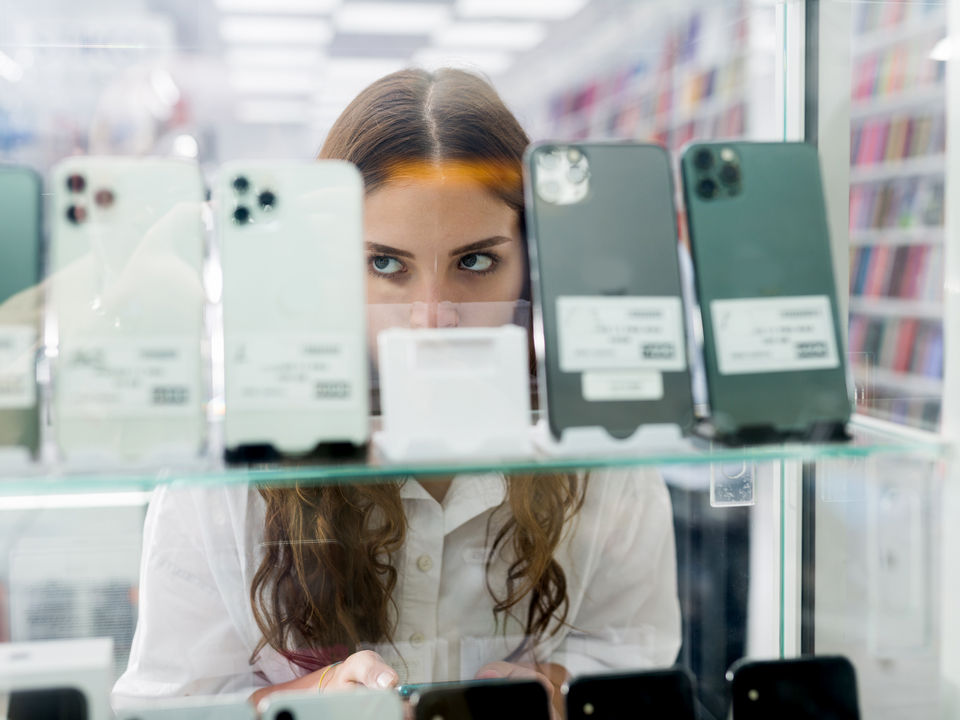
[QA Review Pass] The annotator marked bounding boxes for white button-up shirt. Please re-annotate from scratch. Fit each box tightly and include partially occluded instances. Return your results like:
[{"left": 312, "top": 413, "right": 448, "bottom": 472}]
[{"left": 112, "top": 468, "right": 680, "bottom": 707}]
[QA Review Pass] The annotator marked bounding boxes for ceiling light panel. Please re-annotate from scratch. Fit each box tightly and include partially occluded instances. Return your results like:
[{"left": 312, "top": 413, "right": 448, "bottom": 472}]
[
  {"left": 457, "top": 0, "right": 589, "bottom": 20},
  {"left": 226, "top": 48, "right": 325, "bottom": 67},
  {"left": 220, "top": 16, "right": 333, "bottom": 44},
  {"left": 432, "top": 21, "right": 546, "bottom": 50},
  {"left": 237, "top": 99, "right": 311, "bottom": 124},
  {"left": 216, "top": 0, "right": 341, "bottom": 13},
  {"left": 230, "top": 70, "right": 317, "bottom": 94},
  {"left": 335, "top": 2, "right": 451, "bottom": 34}
]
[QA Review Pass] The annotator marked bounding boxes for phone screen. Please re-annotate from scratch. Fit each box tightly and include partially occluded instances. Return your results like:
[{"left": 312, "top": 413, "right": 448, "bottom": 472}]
[
  {"left": 5, "top": 687, "right": 87, "bottom": 720},
  {"left": 565, "top": 669, "right": 697, "bottom": 720},
  {"left": 412, "top": 679, "right": 549, "bottom": 720}
]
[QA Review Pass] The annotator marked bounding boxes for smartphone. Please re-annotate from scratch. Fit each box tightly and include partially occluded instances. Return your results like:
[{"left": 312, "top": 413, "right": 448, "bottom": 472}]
[
  {"left": 565, "top": 668, "right": 698, "bottom": 719},
  {"left": 524, "top": 142, "right": 694, "bottom": 441},
  {"left": 218, "top": 160, "right": 368, "bottom": 459},
  {"left": 116, "top": 697, "right": 255, "bottom": 720},
  {"left": 0, "top": 166, "right": 42, "bottom": 457},
  {"left": 5, "top": 687, "right": 87, "bottom": 720},
  {"left": 680, "top": 142, "right": 851, "bottom": 442},
  {"left": 411, "top": 679, "right": 550, "bottom": 720},
  {"left": 258, "top": 688, "right": 401, "bottom": 720},
  {"left": 397, "top": 678, "right": 499, "bottom": 700},
  {"left": 728, "top": 656, "right": 860, "bottom": 720},
  {"left": 49, "top": 157, "right": 206, "bottom": 462}
]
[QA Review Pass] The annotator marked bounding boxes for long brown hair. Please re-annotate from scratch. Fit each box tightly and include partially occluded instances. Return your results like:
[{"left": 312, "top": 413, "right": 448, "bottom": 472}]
[{"left": 251, "top": 69, "right": 583, "bottom": 671}]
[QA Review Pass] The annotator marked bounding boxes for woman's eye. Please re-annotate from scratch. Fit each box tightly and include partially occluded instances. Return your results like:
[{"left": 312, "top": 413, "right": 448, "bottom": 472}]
[
  {"left": 459, "top": 253, "right": 495, "bottom": 272},
  {"left": 370, "top": 256, "right": 404, "bottom": 275}
]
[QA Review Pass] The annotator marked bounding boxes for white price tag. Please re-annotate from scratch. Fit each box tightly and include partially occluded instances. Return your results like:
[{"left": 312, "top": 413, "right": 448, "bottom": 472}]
[
  {"left": 710, "top": 295, "right": 840, "bottom": 375},
  {"left": 582, "top": 370, "right": 664, "bottom": 401},
  {"left": 0, "top": 325, "right": 37, "bottom": 409},
  {"left": 59, "top": 337, "right": 199, "bottom": 417},
  {"left": 226, "top": 334, "right": 357, "bottom": 411},
  {"left": 557, "top": 296, "right": 686, "bottom": 372}
]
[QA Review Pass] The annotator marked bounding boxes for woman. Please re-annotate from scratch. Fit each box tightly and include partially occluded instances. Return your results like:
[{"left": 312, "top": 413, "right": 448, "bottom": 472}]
[{"left": 112, "top": 69, "right": 681, "bottom": 715}]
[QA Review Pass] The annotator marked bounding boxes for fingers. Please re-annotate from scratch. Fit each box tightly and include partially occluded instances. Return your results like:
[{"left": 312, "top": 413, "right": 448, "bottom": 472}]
[{"left": 333, "top": 650, "right": 399, "bottom": 691}]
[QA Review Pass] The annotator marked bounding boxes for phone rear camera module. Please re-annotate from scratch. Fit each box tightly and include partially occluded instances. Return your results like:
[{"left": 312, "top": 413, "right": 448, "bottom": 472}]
[
  {"left": 693, "top": 148, "right": 714, "bottom": 171},
  {"left": 94, "top": 188, "right": 115, "bottom": 209},
  {"left": 719, "top": 162, "right": 741, "bottom": 186},
  {"left": 696, "top": 178, "right": 718, "bottom": 200},
  {"left": 66, "top": 174, "right": 86, "bottom": 193},
  {"left": 232, "top": 176, "right": 250, "bottom": 195},
  {"left": 275, "top": 711, "right": 294, "bottom": 720},
  {"left": 257, "top": 190, "right": 277, "bottom": 211},
  {"left": 66, "top": 204, "right": 87, "bottom": 225},
  {"left": 232, "top": 205, "right": 252, "bottom": 225},
  {"left": 567, "top": 163, "right": 589, "bottom": 184}
]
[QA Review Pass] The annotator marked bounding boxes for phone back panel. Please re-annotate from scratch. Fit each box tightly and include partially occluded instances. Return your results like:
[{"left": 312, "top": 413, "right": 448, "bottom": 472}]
[
  {"left": 116, "top": 697, "right": 255, "bottom": 720},
  {"left": 525, "top": 142, "right": 694, "bottom": 440},
  {"left": 219, "top": 160, "right": 368, "bottom": 453},
  {"left": 566, "top": 668, "right": 698, "bottom": 719},
  {"left": 729, "top": 656, "right": 860, "bottom": 720},
  {"left": 681, "top": 142, "right": 850, "bottom": 438},
  {"left": 49, "top": 157, "right": 206, "bottom": 461},
  {"left": 413, "top": 680, "right": 550, "bottom": 720},
  {"left": 0, "top": 166, "right": 42, "bottom": 454}
]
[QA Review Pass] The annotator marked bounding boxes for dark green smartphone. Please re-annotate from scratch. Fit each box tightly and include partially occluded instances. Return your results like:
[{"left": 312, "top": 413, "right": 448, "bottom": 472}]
[
  {"left": 524, "top": 142, "right": 695, "bottom": 441},
  {"left": 6, "top": 687, "right": 88, "bottom": 720},
  {"left": 0, "top": 165, "right": 42, "bottom": 456},
  {"left": 411, "top": 679, "right": 549, "bottom": 720},
  {"left": 680, "top": 142, "right": 851, "bottom": 443},
  {"left": 565, "top": 668, "right": 698, "bottom": 719},
  {"left": 728, "top": 656, "right": 860, "bottom": 720}
]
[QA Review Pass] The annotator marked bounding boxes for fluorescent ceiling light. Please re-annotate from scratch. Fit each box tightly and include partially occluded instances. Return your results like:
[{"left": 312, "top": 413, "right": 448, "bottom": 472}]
[
  {"left": 457, "top": 0, "right": 588, "bottom": 20},
  {"left": 929, "top": 36, "right": 953, "bottom": 62},
  {"left": 226, "top": 48, "right": 325, "bottom": 67},
  {"left": 413, "top": 48, "right": 513, "bottom": 75},
  {"left": 216, "top": 0, "right": 341, "bottom": 13},
  {"left": 432, "top": 21, "right": 546, "bottom": 50},
  {"left": 237, "top": 99, "right": 311, "bottom": 124},
  {"left": 230, "top": 70, "right": 316, "bottom": 94},
  {"left": 336, "top": 2, "right": 450, "bottom": 34},
  {"left": 220, "top": 16, "right": 333, "bottom": 44}
]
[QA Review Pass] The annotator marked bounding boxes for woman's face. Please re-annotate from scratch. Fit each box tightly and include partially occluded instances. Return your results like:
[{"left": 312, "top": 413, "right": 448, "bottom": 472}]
[{"left": 363, "top": 179, "right": 526, "bottom": 328}]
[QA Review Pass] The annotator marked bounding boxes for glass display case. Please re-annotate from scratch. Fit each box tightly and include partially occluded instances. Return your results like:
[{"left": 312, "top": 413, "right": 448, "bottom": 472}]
[{"left": 0, "top": 0, "right": 957, "bottom": 718}]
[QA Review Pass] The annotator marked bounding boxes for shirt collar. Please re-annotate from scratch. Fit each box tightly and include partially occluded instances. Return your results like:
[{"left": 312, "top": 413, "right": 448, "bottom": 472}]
[{"left": 400, "top": 474, "right": 507, "bottom": 535}]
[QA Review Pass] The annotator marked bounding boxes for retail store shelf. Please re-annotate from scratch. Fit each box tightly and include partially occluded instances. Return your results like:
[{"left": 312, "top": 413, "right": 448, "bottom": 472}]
[
  {"left": 849, "top": 154, "right": 945, "bottom": 184},
  {"left": 854, "top": 365, "right": 944, "bottom": 397},
  {"left": 850, "top": 85, "right": 945, "bottom": 120},
  {"left": 0, "top": 416, "right": 945, "bottom": 498},
  {"left": 848, "top": 227, "right": 943, "bottom": 246},
  {"left": 849, "top": 296, "right": 942, "bottom": 319},
  {"left": 852, "top": 12, "right": 947, "bottom": 57}
]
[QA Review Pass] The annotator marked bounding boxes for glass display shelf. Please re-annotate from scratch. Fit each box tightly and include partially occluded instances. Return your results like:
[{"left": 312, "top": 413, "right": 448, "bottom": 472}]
[{"left": 0, "top": 414, "right": 946, "bottom": 498}]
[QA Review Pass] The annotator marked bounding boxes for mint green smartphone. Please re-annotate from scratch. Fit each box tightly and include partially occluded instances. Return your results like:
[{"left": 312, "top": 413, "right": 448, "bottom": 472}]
[
  {"left": 680, "top": 142, "right": 851, "bottom": 443},
  {"left": 0, "top": 166, "right": 42, "bottom": 456}
]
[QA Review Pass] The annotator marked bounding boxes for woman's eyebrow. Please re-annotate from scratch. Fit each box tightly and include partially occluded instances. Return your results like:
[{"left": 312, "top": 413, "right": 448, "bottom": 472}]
[
  {"left": 448, "top": 236, "right": 514, "bottom": 257},
  {"left": 365, "top": 242, "right": 416, "bottom": 259}
]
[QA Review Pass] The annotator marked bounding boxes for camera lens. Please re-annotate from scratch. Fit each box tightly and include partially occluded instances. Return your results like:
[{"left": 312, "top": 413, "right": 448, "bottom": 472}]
[
  {"left": 275, "top": 711, "right": 294, "bottom": 720},
  {"left": 232, "top": 205, "right": 251, "bottom": 224},
  {"left": 66, "top": 174, "right": 86, "bottom": 193},
  {"left": 567, "top": 164, "right": 589, "bottom": 184},
  {"left": 693, "top": 148, "right": 714, "bottom": 171},
  {"left": 232, "top": 176, "right": 250, "bottom": 194},
  {"left": 66, "top": 204, "right": 87, "bottom": 224},
  {"left": 258, "top": 190, "right": 277, "bottom": 211},
  {"left": 94, "top": 188, "right": 115, "bottom": 208},
  {"left": 696, "top": 178, "right": 718, "bottom": 200},
  {"left": 719, "top": 162, "right": 740, "bottom": 185}
]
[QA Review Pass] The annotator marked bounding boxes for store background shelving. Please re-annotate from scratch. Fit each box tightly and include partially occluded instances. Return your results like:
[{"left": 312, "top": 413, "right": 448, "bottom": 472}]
[{"left": 846, "top": 0, "right": 947, "bottom": 431}]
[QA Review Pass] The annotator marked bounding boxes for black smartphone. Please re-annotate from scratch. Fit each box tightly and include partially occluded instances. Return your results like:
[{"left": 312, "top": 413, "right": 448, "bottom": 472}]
[
  {"left": 6, "top": 687, "right": 88, "bottom": 720},
  {"left": 728, "top": 656, "right": 860, "bottom": 720},
  {"left": 411, "top": 679, "right": 550, "bottom": 720},
  {"left": 524, "top": 142, "right": 695, "bottom": 442},
  {"left": 565, "top": 668, "right": 698, "bottom": 719},
  {"left": 0, "top": 165, "right": 42, "bottom": 457},
  {"left": 680, "top": 141, "right": 851, "bottom": 443}
]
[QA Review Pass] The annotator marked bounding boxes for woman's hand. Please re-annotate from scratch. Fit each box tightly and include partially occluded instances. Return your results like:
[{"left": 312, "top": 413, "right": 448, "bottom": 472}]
[
  {"left": 250, "top": 650, "right": 399, "bottom": 707},
  {"left": 475, "top": 661, "right": 569, "bottom": 720}
]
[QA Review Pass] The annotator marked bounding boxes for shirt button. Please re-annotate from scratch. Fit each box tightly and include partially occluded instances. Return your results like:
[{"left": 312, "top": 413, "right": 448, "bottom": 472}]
[
  {"left": 416, "top": 554, "right": 434, "bottom": 572},
  {"left": 409, "top": 632, "right": 425, "bottom": 647}
]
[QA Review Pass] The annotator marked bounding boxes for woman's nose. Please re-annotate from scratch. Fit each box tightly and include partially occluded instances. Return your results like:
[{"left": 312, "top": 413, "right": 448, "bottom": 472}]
[{"left": 409, "top": 300, "right": 460, "bottom": 328}]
